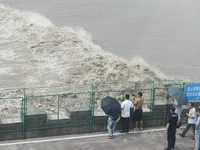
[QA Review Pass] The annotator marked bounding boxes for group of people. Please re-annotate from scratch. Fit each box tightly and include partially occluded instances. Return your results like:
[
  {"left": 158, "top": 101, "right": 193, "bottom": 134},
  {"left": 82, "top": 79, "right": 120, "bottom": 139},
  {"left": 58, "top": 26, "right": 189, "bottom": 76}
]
[
  {"left": 107, "top": 93, "right": 200, "bottom": 150},
  {"left": 165, "top": 101, "right": 200, "bottom": 150},
  {"left": 107, "top": 92, "right": 144, "bottom": 139}
]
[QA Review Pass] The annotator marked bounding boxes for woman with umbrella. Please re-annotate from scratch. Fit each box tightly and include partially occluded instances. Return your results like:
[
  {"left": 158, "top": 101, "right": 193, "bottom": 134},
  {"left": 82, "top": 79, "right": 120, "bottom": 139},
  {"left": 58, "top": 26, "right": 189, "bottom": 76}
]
[
  {"left": 169, "top": 87, "right": 188, "bottom": 128},
  {"left": 173, "top": 100, "right": 183, "bottom": 128},
  {"left": 101, "top": 96, "right": 121, "bottom": 139},
  {"left": 107, "top": 115, "right": 117, "bottom": 139}
]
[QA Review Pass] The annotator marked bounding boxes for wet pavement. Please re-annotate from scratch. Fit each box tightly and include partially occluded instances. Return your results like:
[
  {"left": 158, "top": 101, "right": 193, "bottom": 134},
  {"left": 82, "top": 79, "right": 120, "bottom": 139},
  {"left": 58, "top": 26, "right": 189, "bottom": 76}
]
[{"left": 0, "top": 126, "right": 195, "bottom": 150}]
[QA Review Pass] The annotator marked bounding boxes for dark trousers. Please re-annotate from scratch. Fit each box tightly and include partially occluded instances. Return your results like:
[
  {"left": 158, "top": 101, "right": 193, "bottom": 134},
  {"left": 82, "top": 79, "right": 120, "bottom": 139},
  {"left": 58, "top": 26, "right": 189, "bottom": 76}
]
[
  {"left": 167, "top": 129, "right": 176, "bottom": 150},
  {"left": 121, "top": 117, "right": 130, "bottom": 132},
  {"left": 182, "top": 123, "right": 195, "bottom": 136}
]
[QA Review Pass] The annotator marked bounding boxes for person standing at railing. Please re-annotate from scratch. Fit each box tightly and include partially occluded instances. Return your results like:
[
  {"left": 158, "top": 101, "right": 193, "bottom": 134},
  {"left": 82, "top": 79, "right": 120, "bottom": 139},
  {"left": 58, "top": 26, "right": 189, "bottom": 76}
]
[
  {"left": 107, "top": 115, "right": 117, "bottom": 139},
  {"left": 119, "top": 94, "right": 133, "bottom": 133},
  {"left": 133, "top": 92, "right": 144, "bottom": 131}
]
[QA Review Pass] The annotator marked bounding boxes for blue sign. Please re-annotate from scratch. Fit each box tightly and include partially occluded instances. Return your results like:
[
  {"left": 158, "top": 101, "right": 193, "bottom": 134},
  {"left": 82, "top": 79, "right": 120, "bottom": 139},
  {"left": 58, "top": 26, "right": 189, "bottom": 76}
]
[{"left": 185, "top": 83, "right": 200, "bottom": 100}]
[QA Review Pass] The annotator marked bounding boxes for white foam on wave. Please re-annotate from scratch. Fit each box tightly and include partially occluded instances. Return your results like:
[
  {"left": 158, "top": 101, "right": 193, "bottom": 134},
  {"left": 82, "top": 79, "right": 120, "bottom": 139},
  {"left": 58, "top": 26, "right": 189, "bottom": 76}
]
[
  {"left": 130, "top": 56, "right": 149, "bottom": 67},
  {"left": 20, "top": 11, "right": 53, "bottom": 27},
  {"left": 0, "top": 48, "right": 18, "bottom": 61},
  {"left": 0, "top": 5, "right": 171, "bottom": 120},
  {"left": 0, "top": 67, "right": 11, "bottom": 75},
  {"left": 130, "top": 56, "right": 167, "bottom": 80},
  {"left": 0, "top": 5, "right": 167, "bottom": 88},
  {"left": 0, "top": 4, "right": 53, "bottom": 27}
]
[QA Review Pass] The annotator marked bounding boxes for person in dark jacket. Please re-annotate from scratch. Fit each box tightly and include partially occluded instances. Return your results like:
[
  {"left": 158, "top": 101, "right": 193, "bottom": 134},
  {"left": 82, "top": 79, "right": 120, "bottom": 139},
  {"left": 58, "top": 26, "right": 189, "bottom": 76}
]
[{"left": 164, "top": 106, "right": 178, "bottom": 150}]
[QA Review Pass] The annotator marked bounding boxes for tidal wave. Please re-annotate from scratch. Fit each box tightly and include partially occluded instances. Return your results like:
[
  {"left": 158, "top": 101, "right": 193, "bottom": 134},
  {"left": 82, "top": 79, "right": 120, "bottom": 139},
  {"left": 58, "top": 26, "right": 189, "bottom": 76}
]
[{"left": 0, "top": 5, "right": 167, "bottom": 88}]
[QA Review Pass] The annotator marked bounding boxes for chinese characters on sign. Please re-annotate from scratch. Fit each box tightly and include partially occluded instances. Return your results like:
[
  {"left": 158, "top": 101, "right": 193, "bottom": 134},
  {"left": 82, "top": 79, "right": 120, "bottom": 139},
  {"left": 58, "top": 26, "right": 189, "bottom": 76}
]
[{"left": 185, "top": 83, "right": 200, "bottom": 100}]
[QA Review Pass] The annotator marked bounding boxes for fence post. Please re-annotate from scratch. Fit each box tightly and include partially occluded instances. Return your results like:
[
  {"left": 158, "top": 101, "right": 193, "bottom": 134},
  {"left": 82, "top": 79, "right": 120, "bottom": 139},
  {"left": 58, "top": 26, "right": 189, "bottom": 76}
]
[
  {"left": 89, "top": 84, "right": 95, "bottom": 133},
  {"left": 150, "top": 80, "right": 155, "bottom": 127},
  {"left": 57, "top": 95, "right": 60, "bottom": 120},
  {"left": 163, "top": 89, "right": 169, "bottom": 126},
  {"left": 121, "top": 91, "right": 125, "bottom": 100},
  {"left": 163, "top": 82, "right": 171, "bottom": 126},
  {"left": 182, "top": 82, "right": 185, "bottom": 90},
  {"left": 21, "top": 88, "right": 27, "bottom": 139}
]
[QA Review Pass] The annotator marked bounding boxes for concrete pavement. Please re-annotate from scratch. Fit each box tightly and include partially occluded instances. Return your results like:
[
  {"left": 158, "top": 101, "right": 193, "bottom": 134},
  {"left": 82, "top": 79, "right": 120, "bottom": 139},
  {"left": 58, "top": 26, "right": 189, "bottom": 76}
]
[{"left": 0, "top": 127, "right": 195, "bottom": 150}]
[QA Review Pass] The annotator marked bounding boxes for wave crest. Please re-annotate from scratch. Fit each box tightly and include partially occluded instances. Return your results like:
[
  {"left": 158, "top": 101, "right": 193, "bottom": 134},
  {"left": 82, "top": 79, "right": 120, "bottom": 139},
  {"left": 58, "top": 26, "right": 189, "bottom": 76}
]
[{"left": 0, "top": 5, "right": 167, "bottom": 88}]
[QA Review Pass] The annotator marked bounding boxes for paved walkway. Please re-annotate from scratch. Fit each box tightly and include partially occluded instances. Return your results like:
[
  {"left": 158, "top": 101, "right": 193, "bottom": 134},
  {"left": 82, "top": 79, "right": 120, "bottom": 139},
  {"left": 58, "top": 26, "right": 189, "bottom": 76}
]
[{"left": 0, "top": 127, "right": 195, "bottom": 150}]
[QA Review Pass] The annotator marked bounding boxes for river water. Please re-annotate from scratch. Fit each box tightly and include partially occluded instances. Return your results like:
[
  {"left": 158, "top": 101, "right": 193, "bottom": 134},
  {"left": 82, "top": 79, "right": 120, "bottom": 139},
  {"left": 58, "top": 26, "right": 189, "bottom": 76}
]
[{"left": 0, "top": 0, "right": 200, "bottom": 88}]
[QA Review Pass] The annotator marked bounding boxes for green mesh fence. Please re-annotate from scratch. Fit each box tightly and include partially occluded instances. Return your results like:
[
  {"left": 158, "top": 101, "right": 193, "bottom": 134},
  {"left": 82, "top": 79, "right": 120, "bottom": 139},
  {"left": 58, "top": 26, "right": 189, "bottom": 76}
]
[{"left": 0, "top": 80, "right": 185, "bottom": 139}]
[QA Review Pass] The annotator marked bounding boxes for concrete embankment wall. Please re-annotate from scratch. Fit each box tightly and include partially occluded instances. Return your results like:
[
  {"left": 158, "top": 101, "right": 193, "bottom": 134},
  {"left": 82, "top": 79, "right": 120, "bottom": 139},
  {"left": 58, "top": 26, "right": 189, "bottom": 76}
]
[{"left": 0, "top": 102, "right": 195, "bottom": 141}]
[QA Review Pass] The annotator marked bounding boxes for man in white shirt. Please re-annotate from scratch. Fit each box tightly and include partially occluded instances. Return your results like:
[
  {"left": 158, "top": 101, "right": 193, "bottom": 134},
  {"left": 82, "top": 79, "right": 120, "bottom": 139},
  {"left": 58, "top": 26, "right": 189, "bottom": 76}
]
[
  {"left": 120, "top": 94, "right": 133, "bottom": 133},
  {"left": 179, "top": 102, "right": 196, "bottom": 139}
]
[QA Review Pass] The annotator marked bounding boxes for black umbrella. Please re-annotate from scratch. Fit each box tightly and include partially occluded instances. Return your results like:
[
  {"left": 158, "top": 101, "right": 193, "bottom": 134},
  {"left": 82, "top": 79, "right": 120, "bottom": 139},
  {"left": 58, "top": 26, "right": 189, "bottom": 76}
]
[
  {"left": 168, "top": 87, "right": 188, "bottom": 105},
  {"left": 101, "top": 96, "right": 121, "bottom": 117}
]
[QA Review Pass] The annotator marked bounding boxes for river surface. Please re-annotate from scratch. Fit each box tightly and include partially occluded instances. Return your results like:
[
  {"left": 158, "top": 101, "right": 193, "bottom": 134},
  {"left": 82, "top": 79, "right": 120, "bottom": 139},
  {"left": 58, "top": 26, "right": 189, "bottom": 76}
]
[{"left": 1, "top": 0, "right": 200, "bottom": 81}]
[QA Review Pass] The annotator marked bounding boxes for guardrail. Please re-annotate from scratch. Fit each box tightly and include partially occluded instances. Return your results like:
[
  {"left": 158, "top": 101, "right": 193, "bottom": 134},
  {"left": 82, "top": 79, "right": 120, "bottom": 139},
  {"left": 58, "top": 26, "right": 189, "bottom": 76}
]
[{"left": 0, "top": 80, "right": 185, "bottom": 140}]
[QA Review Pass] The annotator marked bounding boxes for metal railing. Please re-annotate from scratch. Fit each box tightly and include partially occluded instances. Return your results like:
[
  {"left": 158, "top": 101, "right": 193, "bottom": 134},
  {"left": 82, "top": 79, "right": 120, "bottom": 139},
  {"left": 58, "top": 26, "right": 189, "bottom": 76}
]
[{"left": 0, "top": 80, "right": 185, "bottom": 139}]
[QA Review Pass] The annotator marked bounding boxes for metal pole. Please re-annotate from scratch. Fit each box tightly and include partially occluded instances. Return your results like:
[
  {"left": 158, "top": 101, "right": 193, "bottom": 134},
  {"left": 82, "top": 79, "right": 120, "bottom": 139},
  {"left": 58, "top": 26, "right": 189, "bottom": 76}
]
[
  {"left": 89, "top": 84, "right": 95, "bottom": 133},
  {"left": 57, "top": 95, "right": 60, "bottom": 120},
  {"left": 150, "top": 80, "right": 155, "bottom": 127},
  {"left": 22, "top": 88, "right": 27, "bottom": 139}
]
